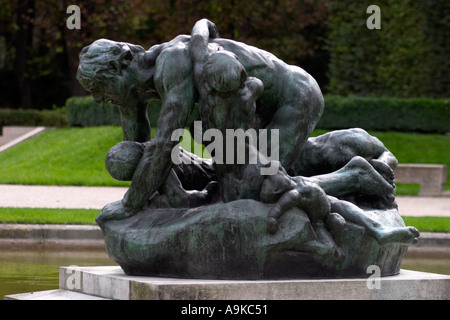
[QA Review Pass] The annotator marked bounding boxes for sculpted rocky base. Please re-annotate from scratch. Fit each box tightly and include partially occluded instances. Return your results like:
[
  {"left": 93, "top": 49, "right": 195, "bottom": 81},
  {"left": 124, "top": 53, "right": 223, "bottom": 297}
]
[{"left": 98, "top": 199, "right": 408, "bottom": 280}]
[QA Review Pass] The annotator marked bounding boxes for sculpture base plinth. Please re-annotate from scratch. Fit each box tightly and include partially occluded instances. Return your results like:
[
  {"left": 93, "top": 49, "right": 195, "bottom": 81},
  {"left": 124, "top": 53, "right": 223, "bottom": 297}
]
[{"left": 5, "top": 266, "right": 449, "bottom": 300}]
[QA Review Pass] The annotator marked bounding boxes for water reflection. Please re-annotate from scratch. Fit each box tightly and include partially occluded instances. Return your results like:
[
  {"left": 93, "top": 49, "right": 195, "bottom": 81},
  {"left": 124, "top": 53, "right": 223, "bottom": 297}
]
[
  {"left": 1, "top": 246, "right": 449, "bottom": 299},
  {"left": 1, "top": 246, "right": 115, "bottom": 299}
]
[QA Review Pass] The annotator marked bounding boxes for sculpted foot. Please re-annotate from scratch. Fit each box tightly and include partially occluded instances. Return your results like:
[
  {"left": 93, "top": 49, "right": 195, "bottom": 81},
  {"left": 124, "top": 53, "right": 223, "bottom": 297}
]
[
  {"left": 346, "top": 156, "right": 395, "bottom": 208},
  {"left": 375, "top": 226, "right": 420, "bottom": 245},
  {"left": 370, "top": 159, "right": 395, "bottom": 185}
]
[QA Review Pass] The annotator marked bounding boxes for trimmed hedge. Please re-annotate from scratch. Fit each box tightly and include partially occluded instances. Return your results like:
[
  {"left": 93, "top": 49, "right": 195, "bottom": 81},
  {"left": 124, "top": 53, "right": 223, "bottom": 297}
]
[
  {"left": 317, "top": 96, "right": 449, "bottom": 133},
  {"left": 0, "top": 108, "right": 67, "bottom": 127},
  {"left": 66, "top": 96, "right": 161, "bottom": 127},
  {"left": 327, "top": 0, "right": 450, "bottom": 98},
  {"left": 65, "top": 95, "right": 449, "bottom": 134},
  {"left": 66, "top": 96, "right": 121, "bottom": 127}
]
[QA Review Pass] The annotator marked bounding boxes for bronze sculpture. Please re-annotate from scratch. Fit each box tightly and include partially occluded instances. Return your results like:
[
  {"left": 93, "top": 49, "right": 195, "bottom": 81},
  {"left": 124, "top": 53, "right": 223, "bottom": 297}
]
[{"left": 77, "top": 19, "right": 419, "bottom": 279}]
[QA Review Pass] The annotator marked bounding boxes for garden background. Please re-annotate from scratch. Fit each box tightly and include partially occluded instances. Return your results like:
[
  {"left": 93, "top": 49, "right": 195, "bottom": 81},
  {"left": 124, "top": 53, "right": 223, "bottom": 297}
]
[
  {"left": 0, "top": 0, "right": 448, "bottom": 219},
  {"left": 1, "top": 2, "right": 449, "bottom": 302}
]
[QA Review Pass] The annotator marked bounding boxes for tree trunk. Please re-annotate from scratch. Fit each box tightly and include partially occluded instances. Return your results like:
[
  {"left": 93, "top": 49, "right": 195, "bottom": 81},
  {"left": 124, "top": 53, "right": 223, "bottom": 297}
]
[
  {"left": 64, "top": 27, "right": 88, "bottom": 97},
  {"left": 14, "top": 0, "right": 35, "bottom": 109}
]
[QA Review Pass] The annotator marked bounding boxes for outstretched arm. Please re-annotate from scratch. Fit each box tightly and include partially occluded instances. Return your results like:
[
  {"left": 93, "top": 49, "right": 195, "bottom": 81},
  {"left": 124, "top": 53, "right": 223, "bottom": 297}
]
[
  {"left": 122, "top": 100, "right": 191, "bottom": 214},
  {"left": 190, "top": 19, "right": 220, "bottom": 88},
  {"left": 121, "top": 45, "right": 195, "bottom": 214}
]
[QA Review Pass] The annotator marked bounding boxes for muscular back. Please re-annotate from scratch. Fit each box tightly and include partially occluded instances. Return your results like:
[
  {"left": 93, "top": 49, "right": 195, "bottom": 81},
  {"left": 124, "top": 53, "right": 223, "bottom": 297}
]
[
  {"left": 213, "top": 39, "right": 279, "bottom": 88},
  {"left": 212, "top": 39, "right": 321, "bottom": 130},
  {"left": 150, "top": 35, "right": 318, "bottom": 130},
  {"left": 212, "top": 39, "right": 281, "bottom": 122}
]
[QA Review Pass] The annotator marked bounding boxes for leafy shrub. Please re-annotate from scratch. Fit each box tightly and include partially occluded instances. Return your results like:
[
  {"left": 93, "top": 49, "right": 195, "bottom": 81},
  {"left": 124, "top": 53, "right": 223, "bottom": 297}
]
[
  {"left": 318, "top": 96, "right": 449, "bottom": 133},
  {"left": 0, "top": 108, "right": 67, "bottom": 127},
  {"left": 66, "top": 96, "right": 121, "bottom": 127},
  {"left": 65, "top": 95, "right": 448, "bottom": 133},
  {"left": 66, "top": 96, "right": 162, "bottom": 127}
]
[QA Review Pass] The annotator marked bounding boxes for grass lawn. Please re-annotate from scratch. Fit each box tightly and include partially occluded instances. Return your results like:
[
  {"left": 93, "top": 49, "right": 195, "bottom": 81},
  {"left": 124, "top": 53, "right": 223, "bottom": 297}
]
[
  {"left": 0, "top": 207, "right": 447, "bottom": 232},
  {"left": 0, "top": 126, "right": 447, "bottom": 191},
  {"left": 0, "top": 126, "right": 201, "bottom": 187},
  {"left": 0, "top": 207, "right": 99, "bottom": 225},
  {"left": 0, "top": 126, "right": 128, "bottom": 186},
  {"left": 402, "top": 217, "right": 450, "bottom": 233},
  {"left": 369, "top": 130, "right": 450, "bottom": 195}
]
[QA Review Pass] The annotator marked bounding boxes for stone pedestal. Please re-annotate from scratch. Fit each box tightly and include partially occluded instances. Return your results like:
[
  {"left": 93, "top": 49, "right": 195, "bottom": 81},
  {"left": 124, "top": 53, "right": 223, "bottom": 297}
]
[{"left": 5, "top": 266, "right": 449, "bottom": 300}]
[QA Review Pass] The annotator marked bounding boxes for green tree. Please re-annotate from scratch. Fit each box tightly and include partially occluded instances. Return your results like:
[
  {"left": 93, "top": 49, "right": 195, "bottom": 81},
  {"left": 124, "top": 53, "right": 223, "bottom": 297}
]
[{"left": 0, "top": 0, "right": 331, "bottom": 109}]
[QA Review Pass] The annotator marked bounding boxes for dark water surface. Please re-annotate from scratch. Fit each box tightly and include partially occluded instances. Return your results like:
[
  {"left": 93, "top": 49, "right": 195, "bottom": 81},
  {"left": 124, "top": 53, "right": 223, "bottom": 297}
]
[
  {"left": 1, "top": 246, "right": 115, "bottom": 299},
  {"left": 1, "top": 246, "right": 449, "bottom": 299}
]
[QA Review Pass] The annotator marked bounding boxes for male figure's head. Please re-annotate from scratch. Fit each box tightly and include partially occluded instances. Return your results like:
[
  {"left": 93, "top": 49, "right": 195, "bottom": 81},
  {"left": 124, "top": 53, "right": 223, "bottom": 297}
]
[{"left": 77, "top": 39, "right": 147, "bottom": 105}]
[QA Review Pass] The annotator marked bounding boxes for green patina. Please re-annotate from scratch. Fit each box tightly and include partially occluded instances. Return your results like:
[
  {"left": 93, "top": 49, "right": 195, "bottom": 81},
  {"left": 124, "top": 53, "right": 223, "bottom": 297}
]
[{"left": 78, "top": 19, "right": 419, "bottom": 279}]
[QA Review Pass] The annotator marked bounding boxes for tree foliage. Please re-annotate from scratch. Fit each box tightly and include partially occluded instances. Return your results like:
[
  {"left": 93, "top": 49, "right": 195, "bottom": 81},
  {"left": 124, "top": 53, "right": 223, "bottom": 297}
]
[
  {"left": 1, "top": 0, "right": 448, "bottom": 110},
  {"left": 0, "top": 0, "right": 330, "bottom": 109}
]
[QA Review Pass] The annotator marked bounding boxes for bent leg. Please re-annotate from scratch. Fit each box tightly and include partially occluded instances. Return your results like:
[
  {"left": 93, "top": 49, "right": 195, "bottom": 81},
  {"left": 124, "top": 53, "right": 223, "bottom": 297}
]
[
  {"left": 306, "top": 156, "right": 395, "bottom": 208},
  {"left": 294, "top": 128, "right": 398, "bottom": 180},
  {"left": 328, "top": 196, "right": 419, "bottom": 245},
  {"left": 265, "top": 69, "right": 324, "bottom": 173}
]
